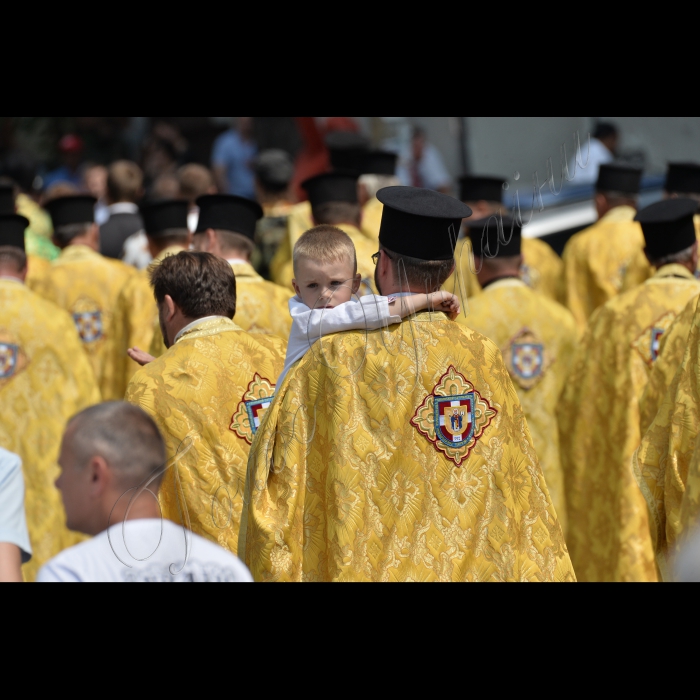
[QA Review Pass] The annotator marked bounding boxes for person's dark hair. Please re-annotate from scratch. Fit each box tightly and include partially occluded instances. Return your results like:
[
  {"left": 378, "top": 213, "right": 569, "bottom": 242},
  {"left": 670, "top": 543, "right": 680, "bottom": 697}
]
[
  {"left": 383, "top": 246, "right": 454, "bottom": 293},
  {"left": 0, "top": 150, "right": 39, "bottom": 193},
  {"left": 53, "top": 222, "right": 93, "bottom": 248},
  {"left": 254, "top": 150, "right": 294, "bottom": 194},
  {"left": 313, "top": 201, "right": 361, "bottom": 227},
  {"left": 0, "top": 246, "right": 27, "bottom": 273},
  {"left": 149, "top": 229, "right": 191, "bottom": 248},
  {"left": 412, "top": 126, "right": 426, "bottom": 140},
  {"left": 107, "top": 161, "right": 144, "bottom": 203},
  {"left": 212, "top": 230, "right": 255, "bottom": 258},
  {"left": 594, "top": 122, "right": 618, "bottom": 142},
  {"left": 151, "top": 251, "right": 237, "bottom": 319},
  {"left": 67, "top": 403, "right": 166, "bottom": 489}
]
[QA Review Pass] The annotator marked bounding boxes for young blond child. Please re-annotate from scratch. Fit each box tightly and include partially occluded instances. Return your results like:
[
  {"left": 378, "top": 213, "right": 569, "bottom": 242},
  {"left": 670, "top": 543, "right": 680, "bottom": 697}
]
[{"left": 280, "top": 225, "right": 460, "bottom": 385}]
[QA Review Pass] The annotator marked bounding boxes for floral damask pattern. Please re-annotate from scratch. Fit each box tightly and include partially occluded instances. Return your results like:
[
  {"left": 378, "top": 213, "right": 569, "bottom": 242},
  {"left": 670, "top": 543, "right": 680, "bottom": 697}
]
[{"left": 241, "top": 312, "right": 574, "bottom": 583}]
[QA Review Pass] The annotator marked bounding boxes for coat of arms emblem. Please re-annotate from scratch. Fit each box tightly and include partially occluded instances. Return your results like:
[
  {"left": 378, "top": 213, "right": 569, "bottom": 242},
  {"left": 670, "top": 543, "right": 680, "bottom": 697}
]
[
  {"left": 72, "top": 311, "right": 104, "bottom": 344},
  {"left": 633, "top": 312, "right": 676, "bottom": 366},
  {"left": 230, "top": 374, "right": 277, "bottom": 445},
  {"left": 0, "top": 343, "right": 18, "bottom": 379},
  {"left": 412, "top": 366, "right": 497, "bottom": 467},
  {"left": 502, "top": 328, "right": 553, "bottom": 390}
]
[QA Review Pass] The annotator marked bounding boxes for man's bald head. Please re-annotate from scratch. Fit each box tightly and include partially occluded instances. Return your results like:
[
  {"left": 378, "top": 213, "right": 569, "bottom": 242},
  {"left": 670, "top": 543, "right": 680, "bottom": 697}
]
[{"left": 65, "top": 402, "right": 166, "bottom": 490}]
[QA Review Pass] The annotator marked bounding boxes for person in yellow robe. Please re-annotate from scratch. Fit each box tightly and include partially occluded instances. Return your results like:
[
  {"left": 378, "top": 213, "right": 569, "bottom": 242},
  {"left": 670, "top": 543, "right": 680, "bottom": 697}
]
[
  {"left": 634, "top": 296, "right": 700, "bottom": 581},
  {"left": 358, "top": 150, "right": 401, "bottom": 242},
  {"left": 35, "top": 196, "right": 135, "bottom": 400},
  {"left": 192, "top": 194, "right": 292, "bottom": 339},
  {"left": 457, "top": 216, "right": 578, "bottom": 534},
  {"left": 562, "top": 164, "right": 644, "bottom": 331},
  {"left": 558, "top": 198, "right": 700, "bottom": 583},
  {"left": 240, "top": 186, "right": 575, "bottom": 583},
  {"left": 640, "top": 295, "right": 699, "bottom": 436},
  {"left": 126, "top": 252, "right": 286, "bottom": 556},
  {"left": 444, "top": 176, "right": 564, "bottom": 304},
  {"left": 270, "top": 200, "right": 313, "bottom": 286},
  {"left": 0, "top": 217, "right": 100, "bottom": 581},
  {"left": 623, "top": 163, "right": 700, "bottom": 291},
  {"left": 108, "top": 200, "right": 191, "bottom": 399}
]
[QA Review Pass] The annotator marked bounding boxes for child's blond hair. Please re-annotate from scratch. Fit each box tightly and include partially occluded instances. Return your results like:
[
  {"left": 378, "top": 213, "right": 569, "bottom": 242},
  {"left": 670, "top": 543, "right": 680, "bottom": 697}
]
[{"left": 293, "top": 225, "right": 358, "bottom": 275}]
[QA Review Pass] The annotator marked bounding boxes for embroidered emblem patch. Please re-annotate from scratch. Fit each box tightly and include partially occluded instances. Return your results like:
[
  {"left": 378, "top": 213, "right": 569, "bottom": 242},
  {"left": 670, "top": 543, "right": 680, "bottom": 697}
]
[
  {"left": 411, "top": 366, "right": 497, "bottom": 467},
  {"left": 230, "top": 373, "right": 276, "bottom": 445},
  {"left": 70, "top": 296, "right": 105, "bottom": 345},
  {"left": 0, "top": 343, "right": 18, "bottom": 379},
  {"left": 633, "top": 312, "right": 676, "bottom": 366},
  {"left": 0, "top": 332, "right": 28, "bottom": 389},
  {"left": 502, "top": 328, "right": 553, "bottom": 390},
  {"left": 72, "top": 311, "right": 104, "bottom": 343}
]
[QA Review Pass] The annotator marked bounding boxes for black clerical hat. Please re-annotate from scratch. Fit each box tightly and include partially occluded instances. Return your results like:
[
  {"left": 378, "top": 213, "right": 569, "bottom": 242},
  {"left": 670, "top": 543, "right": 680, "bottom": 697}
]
[
  {"left": 45, "top": 195, "right": 96, "bottom": 229},
  {"left": 363, "top": 151, "right": 398, "bottom": 177},
  {"left": 459, "top": 176, "right": 506, "bottom": 204},
  {"left": 666, "top": 163, "right": 700, "bottom": 196},
  {"left": 468, "top": 216, "right": 522, "bottom": 258},
  {"left": 303, "top": 172, "right": 359, "bottom": 209},
  {"left": 195, "top": 194, "right": 263, "bottom": 240},
  {"left": 377, "top": 186, "right": 472, "bottom": 261},
  {"left": 635, "top": 198, "right": 698, "bottom": 260},
  {"left": 140, "top": 200, "right": 189, "bottom": 237},
  {"left": 596, "top": 164, "right": 643, "bottom": 196},
  {"left": 0, "top": 214, "right": 29, "bottom": 251},
  {"left": 326, "top": 132, "right": 370, "bottom": 172},
  {"left": 0, "top": 184, "right": 15, "bottom": 215}
]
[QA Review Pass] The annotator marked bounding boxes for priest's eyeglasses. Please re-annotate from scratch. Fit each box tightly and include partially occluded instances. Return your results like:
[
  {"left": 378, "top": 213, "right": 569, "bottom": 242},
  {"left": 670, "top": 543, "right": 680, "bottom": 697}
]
[{"left": 372, "top": 250, "right": 392, "bottom": 266}]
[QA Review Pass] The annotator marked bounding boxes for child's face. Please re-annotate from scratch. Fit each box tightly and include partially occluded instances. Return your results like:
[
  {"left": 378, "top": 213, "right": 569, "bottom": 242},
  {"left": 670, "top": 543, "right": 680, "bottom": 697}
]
[{"left": 293, "top": 256, "right": 362, "bottom": 310}]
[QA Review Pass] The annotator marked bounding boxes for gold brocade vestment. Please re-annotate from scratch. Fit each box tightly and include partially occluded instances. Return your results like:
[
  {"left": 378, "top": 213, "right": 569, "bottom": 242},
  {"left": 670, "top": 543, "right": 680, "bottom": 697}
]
[
  {"left": 35, "top": 245, "right": 135, "bottom": 400},
  {"left": 361, "top": 197, "right": 383, "bottom": 242},
  {"left": 229, "top": 262, "right": 292, "bottom": 339},
  {"left": 0, "top": 280, "right": 100, "bottom": 581},
  {"left": 270, "top": 201, "right": 313, "bottom": 287},
  {"left": 126, "top": 318, "right": 286, "bottom": 555},
  {"left": 107, "top": 246, "right": 185, "bottom": 400},
  {"left": 639, "top": 296, "right": 699, "bottom": 435},
  {"left": 240, "top": 312, "right": 575, "bottom": 582},
  {"left": 25, "top": 255, "right": 51, "bottom": 294},
  {"left": 458, "top": 279, "right": 578, "bottom": 533},
  {"left": 558, "top": 265, "right": 700, "bottom": 582},
  {"left": 445, "top": 237, "right": 564, "bottom": 304},
  {"left": 562, "top": 206, "right": 643, "bottom": 331},
  {"left": 634, "top": 299, "right": 700, "bottom": 580}
]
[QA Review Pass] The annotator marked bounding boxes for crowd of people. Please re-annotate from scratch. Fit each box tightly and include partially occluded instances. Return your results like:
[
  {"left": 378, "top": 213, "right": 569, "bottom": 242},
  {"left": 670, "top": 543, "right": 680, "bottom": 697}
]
[{"left": 2, "top": 116, "right": 700, "bottom": 583}]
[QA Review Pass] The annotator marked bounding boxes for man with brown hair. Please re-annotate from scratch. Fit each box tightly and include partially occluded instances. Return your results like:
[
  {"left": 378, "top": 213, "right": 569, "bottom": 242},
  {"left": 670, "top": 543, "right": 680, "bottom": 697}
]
[
  {"left": 100, "top": 161, "right": 145, "bottom": 260},
  {"left": 193, "top": 194, "right": 292, "bottom": 338},
  {"left": 126, "top": 252, "right": 286, "bottom": 556}
]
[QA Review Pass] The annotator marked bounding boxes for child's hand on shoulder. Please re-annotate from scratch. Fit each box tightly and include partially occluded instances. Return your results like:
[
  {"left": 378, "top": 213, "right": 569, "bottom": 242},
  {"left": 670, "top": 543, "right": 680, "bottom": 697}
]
[{"left": 428, "top": 292, "right": 461, "bottom": 320}]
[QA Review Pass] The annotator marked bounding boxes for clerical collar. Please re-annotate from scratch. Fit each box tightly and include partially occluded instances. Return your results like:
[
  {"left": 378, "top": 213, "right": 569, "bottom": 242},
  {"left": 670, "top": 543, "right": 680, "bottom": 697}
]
[
  {"left": 108, "top": 202, "right": 139, "bottom": 216},
  {"left": 0, "top": 276, "right": 23, "bottom": 284},
  {"left": 174, "top": 316, "right": 229, "bottom": 344},
  {"left": 481, "top": 275, "right": 521, "bottom": 290},
  {"left": 227, "top": 259, "right": 249, "bottom": 266}
]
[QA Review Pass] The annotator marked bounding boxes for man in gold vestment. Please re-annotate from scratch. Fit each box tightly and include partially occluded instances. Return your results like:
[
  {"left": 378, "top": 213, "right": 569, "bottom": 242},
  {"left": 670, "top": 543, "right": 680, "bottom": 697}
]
[
  {"left": 458, "top": 216, "right": 578, "bottom": 533},
  {"left": 0, "top": 217, "right": 100, "bottom": 581},
  {"left": 445, "top": 176, "right": 563, "bottom": 304},
  {"left": 36, "top": 196, "right": 135, "bottom": 400},
  {"left": 126, "top": 253, "right": 285, "bottom": 555},
  {"left": 241, "top": 186, "right": 575, "bottom": 583},
  {"left": 562, "top": 164, "right": 644, "bottom": 331},
  {"left": 559, "top": 199, "right": 700, "bottom": 582},
  {"left": 623, "top": 163, "right": 700, "bottom": 291},
  {"left": 272, "top": 173, "right": 379, "bottom": 295},
  {"left": 108, "top": 200, "right": 191, "bottom": 399},
  {"left": 192, "top": 194, "right": 292, "bottom": 339},
  {"left": 634, "top": 296, "right": 700, "bottom": 581}
]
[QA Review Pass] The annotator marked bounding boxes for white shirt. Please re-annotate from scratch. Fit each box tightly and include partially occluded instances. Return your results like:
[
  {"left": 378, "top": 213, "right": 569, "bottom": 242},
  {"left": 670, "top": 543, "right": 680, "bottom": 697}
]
[
  {"left": 568, "top": 138, "right": 614, "bottom": 185},
  {"left": 0, "top": 449, "right": 32, "bottom": 563},
  {"left": 279, "top": 295, "right": 401, "bottom": 386},
  {"left": 398, "top": 143, "right": 452, "bottom": 191},
  {"left": 37, "top": 520, "right": 252, "bottom": 583}
]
